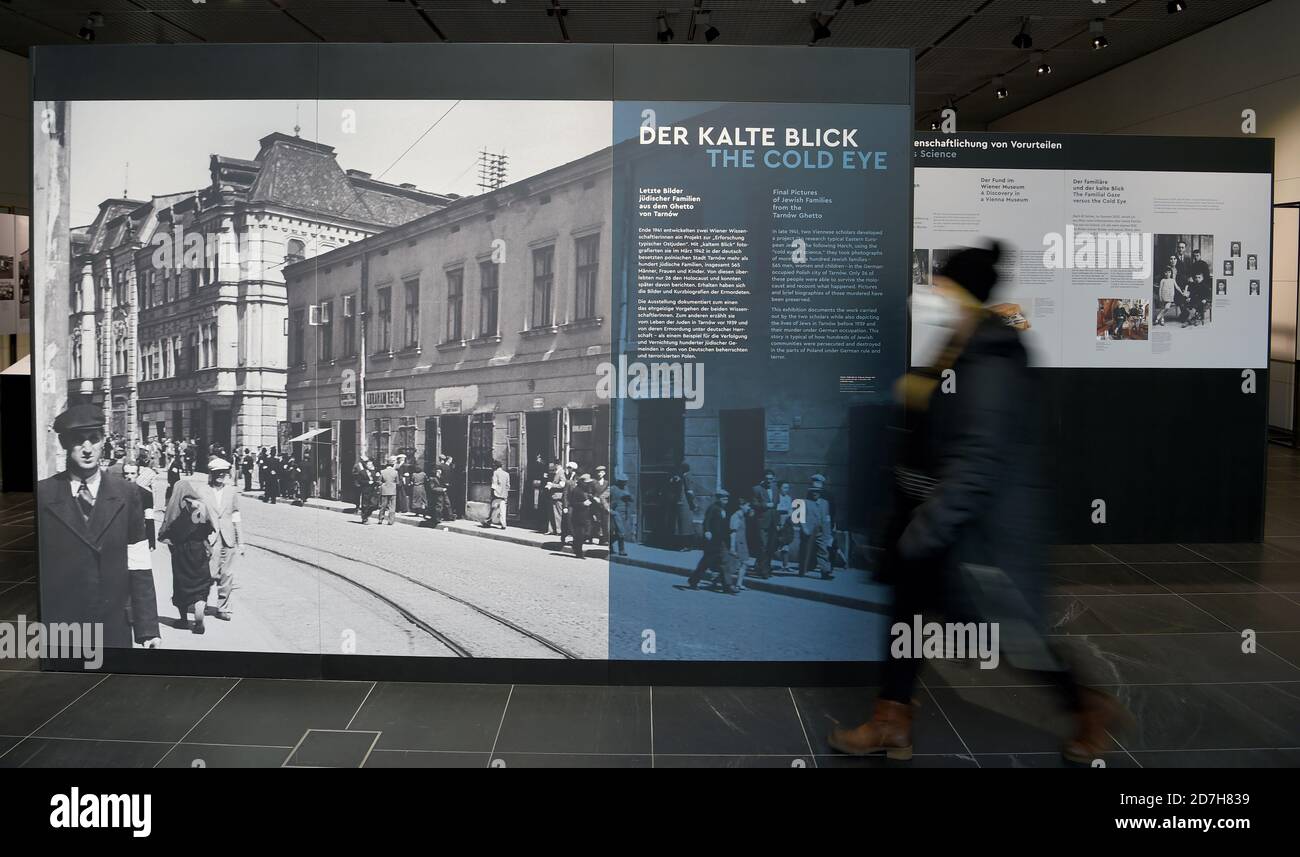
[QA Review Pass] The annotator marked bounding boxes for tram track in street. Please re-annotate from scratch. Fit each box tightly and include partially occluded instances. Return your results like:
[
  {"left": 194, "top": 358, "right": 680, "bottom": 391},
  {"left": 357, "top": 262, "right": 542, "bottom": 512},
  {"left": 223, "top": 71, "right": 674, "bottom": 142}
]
[{"left": 246, "top": 535, "right": 581, "bottom": 660}]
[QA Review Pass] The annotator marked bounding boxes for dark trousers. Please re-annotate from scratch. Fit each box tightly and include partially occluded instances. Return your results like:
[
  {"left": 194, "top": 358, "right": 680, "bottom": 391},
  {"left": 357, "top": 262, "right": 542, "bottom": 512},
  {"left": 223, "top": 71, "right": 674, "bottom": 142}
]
[
  {"left": 751, "top": 514, "right": 777, "bottom": 578},
  {"left": 243, "top": 472, "right": 252, "bottom": 491},
  {"left": 689, "top": 548, "right": 734, "bottom": 590},
  {"left": 879, "top": 553, "right": 1082, "bottom": 712}
]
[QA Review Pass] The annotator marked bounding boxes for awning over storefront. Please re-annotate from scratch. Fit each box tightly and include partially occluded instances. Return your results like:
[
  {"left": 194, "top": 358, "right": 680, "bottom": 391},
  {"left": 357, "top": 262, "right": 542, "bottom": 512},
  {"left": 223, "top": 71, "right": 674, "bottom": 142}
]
[{"left": 287, "top": 427, "right": 331, "bottom": 443}]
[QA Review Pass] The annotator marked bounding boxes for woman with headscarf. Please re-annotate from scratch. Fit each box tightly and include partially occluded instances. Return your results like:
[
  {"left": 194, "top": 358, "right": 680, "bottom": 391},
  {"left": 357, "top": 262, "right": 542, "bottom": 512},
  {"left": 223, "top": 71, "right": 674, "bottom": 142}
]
[
  {"left": 166, "top": 454, "right": 182, "bottom": 504},
  {"left": 410, "top": 465, "right": 429, "bottom": 519},
  {"left": 157, "top": 478, "right": 215, "bottom": 635}
]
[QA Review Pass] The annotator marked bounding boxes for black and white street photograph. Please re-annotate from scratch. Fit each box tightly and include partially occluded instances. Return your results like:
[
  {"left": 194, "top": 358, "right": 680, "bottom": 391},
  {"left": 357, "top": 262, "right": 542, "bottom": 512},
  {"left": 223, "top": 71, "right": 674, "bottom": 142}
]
[
  {"left": 911, "top": 248, "right": 930, "bottom": 286},
  {"left": 34, "top": 97, "right": 631, "bottom": 659}
]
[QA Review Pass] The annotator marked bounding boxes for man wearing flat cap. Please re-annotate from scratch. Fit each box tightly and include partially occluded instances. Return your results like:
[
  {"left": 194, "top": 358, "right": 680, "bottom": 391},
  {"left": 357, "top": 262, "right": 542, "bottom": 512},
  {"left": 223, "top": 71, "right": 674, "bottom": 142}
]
[
  {"left": 37, "top": 403, "right": 161, "bottom": 649},
  {"left": 797, "top": 474, "right": 834, "bottom": 580},
  {"left": 196, "top": 456, "right": 243, "bottom": 620}
]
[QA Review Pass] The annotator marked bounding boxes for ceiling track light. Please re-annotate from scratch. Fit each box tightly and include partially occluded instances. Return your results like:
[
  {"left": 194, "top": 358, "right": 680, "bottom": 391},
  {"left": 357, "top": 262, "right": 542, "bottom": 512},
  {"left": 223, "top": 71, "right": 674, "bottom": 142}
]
[
  {"left": 1167, "top": 1, "right": 1187, "bottom": 13},
  {"left": 1012, "top": 18, "right": 1032, "bottom": 50},
  {"left": 994, "top": 76, "right": 1008, "bottom": 100},
  {"left": 810, "top": 13, "right": 832, "bottom": 43},
  {"left": 1090, "top": 19, "right": 1109, "bottom": 50},
  {"left": 78, "top": 11, "right": 103, "bottom": 42},
  {"left": 1032, "top": 51, "right": 1052, "bottom": 76},
  {"left": 656, "top": 11, "right": 674, "bottom": 43},
  {"left": 699, "top": 10, "right": 720, "bottom": 43}
]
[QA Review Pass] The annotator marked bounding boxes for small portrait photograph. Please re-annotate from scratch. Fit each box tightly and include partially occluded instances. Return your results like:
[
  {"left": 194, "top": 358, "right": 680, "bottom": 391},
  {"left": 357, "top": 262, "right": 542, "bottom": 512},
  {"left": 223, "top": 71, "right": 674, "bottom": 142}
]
[
  {"left": 0, "top": 284, "right": 12, "bottom": 301},
  {"left": 1247, "top": 254, "right": 1258, "bottom": 271},
  {"left": 1224, "top": 260, "right": 1235, "bottom": 276},
  {"left": 1097, "top": 298, "right": 1150, "bottom": 342},
  {"left": 1216, "top": 279, "right": 1228, "bottom": 296},
  {"left": 0, "top": 254, "right": 13, "bottom": 279},
  {"left": 1250, "top": 279, "right": 1262, "bottom": 295},
  {"left": 1231, "top": 241, "right": 1242, "bottom": 258}
]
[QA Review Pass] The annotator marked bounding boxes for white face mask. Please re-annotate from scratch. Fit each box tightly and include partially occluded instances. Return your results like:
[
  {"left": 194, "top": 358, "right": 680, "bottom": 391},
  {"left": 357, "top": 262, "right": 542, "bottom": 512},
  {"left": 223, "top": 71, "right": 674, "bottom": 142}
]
[{"left": 911, "top": 288, "right": 964, "bottom": 330}]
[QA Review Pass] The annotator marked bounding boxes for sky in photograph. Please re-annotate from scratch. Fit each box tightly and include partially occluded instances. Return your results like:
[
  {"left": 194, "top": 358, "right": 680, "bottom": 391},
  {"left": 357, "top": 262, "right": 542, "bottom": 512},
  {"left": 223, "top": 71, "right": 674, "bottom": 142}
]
[{"left": 69, "top": 99, "right": 611, "bottom": 227}]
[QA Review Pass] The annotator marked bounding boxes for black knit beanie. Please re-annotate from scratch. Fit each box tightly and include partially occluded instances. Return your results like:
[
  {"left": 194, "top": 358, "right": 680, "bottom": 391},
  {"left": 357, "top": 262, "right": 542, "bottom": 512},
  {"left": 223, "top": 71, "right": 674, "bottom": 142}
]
[{"left": 939, "top": 241, "right": 1003, "bottom": 303}]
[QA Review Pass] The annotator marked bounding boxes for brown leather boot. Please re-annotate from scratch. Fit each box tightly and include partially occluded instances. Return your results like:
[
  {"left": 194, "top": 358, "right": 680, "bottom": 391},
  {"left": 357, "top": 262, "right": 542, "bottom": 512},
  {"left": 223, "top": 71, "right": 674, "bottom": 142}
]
[
  {"left": 1062, "top": 688, "right": 1131, "bottom": 764},
  {"left": 827, "top": 699, "right": 913, "bottom": 760}
]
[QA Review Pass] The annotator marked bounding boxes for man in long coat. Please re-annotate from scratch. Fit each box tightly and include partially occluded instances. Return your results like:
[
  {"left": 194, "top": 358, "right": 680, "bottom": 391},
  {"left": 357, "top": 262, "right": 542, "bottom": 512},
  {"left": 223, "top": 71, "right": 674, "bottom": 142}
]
[{"left": 37, "top": 404, "right": 161, "bottom": 650}]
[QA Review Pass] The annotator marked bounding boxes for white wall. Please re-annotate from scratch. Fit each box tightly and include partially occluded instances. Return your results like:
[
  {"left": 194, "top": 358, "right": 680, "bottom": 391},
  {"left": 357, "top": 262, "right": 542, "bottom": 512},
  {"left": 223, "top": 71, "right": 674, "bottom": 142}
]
[
  {"left": 0, "top": 51, "right": 29, "bottom": 213},
  {"left": 991, "top": 0, "right": 1300, "bottom": 205}
]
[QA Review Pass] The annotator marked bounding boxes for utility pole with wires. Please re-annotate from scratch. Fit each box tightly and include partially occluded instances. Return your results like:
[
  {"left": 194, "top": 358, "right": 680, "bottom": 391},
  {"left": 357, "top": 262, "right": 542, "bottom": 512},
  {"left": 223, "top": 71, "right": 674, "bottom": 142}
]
[{"left": 476, "top": 149, "right": 508, "bottom": 194}]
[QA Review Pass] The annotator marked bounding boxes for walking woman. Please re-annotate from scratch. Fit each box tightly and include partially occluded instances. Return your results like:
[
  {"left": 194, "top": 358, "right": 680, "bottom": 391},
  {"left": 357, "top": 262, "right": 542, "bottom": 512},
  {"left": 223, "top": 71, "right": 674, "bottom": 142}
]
[
  {"left": 166, "top": 455, "right": 182, "bottom": 504},
  {"left": 157, "top": 479, "right": 215, "bottom": 635},
  {"left": 829, "top": 243, "right": 1128, "bottom": 764},
  {"left": 411, "top": 466, "right": 429, "bottom": 519}
]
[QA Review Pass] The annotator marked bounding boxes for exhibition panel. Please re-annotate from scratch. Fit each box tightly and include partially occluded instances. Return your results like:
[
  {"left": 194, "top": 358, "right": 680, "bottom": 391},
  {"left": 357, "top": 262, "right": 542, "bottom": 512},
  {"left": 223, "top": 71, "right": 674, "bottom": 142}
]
[
  {"left": 912, "top": 133, "right": 1274, "bottom": 369},
  {"left": 911, "top": 133, "right": 1275, "bottom": 544},
  {"left": 0, "top": 213, "right": 28, "bottom": 337},
  {"left": 28, "top": 43, "right": 912, "bottom": 679}
]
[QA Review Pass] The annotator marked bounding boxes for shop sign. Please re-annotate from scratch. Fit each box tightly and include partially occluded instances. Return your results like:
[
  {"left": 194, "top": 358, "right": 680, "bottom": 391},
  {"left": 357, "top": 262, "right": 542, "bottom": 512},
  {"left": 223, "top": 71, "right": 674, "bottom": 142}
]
[
  {"left": 340, "top": 369, "right": 357, "bottom": 407},
  {"left": 766, "top": 425, "right": 790, "bottom": 452},
  {"left": 366, "top": 389, "right": 405, "bottom": 410},
  {"left": 532, "top": 396, "right": 545, "bottom": 410},
  {"left": 439, "top": 399, "right": 462, "bottom": 415}
]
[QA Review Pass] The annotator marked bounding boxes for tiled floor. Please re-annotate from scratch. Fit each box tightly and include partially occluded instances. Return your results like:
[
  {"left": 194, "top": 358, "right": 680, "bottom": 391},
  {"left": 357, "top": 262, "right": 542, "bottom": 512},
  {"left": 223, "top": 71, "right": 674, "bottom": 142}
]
[{"left": 3, "top": 458, "right": 1300, "bottom": 767}]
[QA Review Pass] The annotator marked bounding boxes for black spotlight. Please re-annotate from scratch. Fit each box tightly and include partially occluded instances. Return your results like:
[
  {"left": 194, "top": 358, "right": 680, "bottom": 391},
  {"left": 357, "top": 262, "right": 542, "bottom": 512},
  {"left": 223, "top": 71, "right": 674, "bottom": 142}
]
[
  {"left": 994, "top": 77, "right": 1008, "bottom": 100},
  {"left": 1167, "top": 1, "right": 1187, "bottom": 13},
  {"left": 78, "top": 11, "right": 102, "bottom": 41},
  {"left": 656, "top": 12, "right": 674, "bottom": 43},
  {"left": 930, "top": 121, "right": 940, "bottom": 131},
  {"left": 1012, "top": 19, "right": 1032, "bottom": 50},
  {"left": 701, "top": 10, "right": 720, "bottom": 43},
  {"left": 1033, "top": 52, "right": 1052, "bottom": 76},
  {"left": 811, "top": 14, "right": 832, "bottom": 43},
  {"left": 1090, "top": 19, "right": 1109, "bottom": 50}
]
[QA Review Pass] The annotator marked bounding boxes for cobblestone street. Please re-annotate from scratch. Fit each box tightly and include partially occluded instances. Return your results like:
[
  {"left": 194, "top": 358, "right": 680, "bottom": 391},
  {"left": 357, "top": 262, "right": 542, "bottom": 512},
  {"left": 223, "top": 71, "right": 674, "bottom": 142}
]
[{"left": 142, "top": 492, "right": 884, "bottom": 661}]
